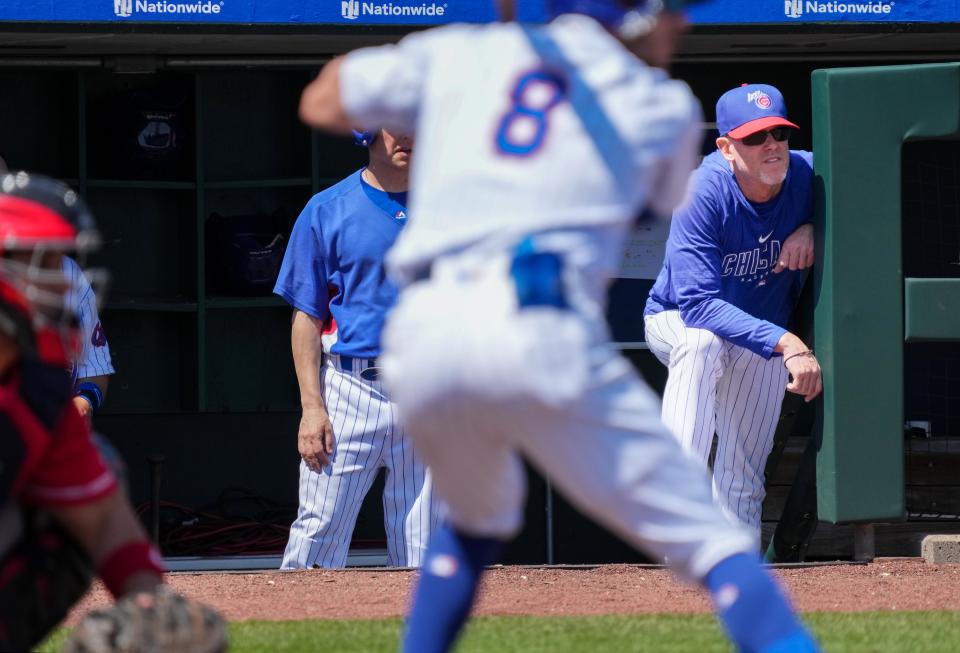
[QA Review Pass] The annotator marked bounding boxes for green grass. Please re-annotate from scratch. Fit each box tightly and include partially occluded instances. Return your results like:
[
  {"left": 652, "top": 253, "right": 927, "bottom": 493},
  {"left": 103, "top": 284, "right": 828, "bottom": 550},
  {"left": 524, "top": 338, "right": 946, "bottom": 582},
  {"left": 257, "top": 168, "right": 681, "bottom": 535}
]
[{"left": 38, "top": 612, "right": 960, "bottom": 652}]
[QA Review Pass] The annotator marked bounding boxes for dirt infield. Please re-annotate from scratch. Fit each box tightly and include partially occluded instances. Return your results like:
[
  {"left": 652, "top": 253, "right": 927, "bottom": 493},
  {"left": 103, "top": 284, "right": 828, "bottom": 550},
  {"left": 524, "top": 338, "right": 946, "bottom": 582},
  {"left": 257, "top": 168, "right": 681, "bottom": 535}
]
[{"left": 66, "top": 558, "right": 960, "bottom": 624}]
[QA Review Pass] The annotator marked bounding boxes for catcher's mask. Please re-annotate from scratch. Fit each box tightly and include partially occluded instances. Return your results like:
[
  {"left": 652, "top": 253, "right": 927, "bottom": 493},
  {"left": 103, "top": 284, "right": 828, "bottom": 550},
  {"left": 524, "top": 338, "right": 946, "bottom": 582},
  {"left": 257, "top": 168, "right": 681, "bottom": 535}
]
[{"left": 0, "top": 172, "right": 106, "bottom": 367}]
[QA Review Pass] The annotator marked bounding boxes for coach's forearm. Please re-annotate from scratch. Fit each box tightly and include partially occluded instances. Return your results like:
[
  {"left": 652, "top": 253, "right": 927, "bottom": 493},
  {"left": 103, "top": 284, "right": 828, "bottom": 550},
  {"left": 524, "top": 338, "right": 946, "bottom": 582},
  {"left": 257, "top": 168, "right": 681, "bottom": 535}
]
[
  {"left": 774, "top": 331, "right": 811, "bottom": 358},
  {"left": 291, "top": 309, "right": 326, "bottom": 412},
  {"left": 679, "top": 296, "right": 785, "bottom": 359}
]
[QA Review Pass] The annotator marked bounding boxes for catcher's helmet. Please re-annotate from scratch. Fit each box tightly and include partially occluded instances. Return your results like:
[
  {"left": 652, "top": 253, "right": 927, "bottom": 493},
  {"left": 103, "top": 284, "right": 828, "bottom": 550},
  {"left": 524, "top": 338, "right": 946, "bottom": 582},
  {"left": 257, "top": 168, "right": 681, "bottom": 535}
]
[
  {"left": 352, "top": 129, "right": 376, "bottom": 147},
  {"left": 545, "top": 0, "right": 703, "bottom": 38},
  {"left": 0, "top": 172, "right": 105, "bottom": 365}
]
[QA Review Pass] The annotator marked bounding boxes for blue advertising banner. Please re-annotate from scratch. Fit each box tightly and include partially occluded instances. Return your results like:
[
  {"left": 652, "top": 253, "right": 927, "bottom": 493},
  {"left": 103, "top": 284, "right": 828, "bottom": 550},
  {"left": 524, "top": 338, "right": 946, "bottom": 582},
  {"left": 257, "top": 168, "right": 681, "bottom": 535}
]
[
  {"left": 0, "top": 0, "right": 504, "bottom": 24},
  {"left": 0, "top": 0, "right": 956, "bottom": 25},
  {"left": 690, "top": 0, "right": 960, "bottom": 24}
]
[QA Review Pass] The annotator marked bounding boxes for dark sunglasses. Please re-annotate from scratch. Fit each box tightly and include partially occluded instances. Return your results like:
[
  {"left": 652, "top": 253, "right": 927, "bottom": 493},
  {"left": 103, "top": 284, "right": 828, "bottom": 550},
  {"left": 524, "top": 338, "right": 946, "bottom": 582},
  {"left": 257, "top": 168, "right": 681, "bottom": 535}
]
[{"left": 739, "top": 127, "right": 793, "bottom": 147}]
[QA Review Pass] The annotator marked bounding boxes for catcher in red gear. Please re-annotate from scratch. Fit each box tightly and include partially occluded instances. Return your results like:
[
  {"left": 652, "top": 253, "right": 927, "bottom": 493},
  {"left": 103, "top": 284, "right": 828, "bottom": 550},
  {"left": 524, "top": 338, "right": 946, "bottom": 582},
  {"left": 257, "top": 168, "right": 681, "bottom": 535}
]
[{"left": 0, "top": 171, "right": 226, "bottom": 652}]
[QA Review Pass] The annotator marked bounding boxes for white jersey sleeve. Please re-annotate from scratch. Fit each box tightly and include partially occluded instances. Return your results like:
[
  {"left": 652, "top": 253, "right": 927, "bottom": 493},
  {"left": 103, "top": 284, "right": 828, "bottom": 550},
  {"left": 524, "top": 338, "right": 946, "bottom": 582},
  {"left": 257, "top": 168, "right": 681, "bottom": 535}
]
[
  {"left": 647, "top": 117, "right": 703, "bottom": 218},
  {"left": 339, "top": 27, "right": 462, "bottom": 136},
  {"left": 63, "top": 256, "right": 115, "bottom": 380}
]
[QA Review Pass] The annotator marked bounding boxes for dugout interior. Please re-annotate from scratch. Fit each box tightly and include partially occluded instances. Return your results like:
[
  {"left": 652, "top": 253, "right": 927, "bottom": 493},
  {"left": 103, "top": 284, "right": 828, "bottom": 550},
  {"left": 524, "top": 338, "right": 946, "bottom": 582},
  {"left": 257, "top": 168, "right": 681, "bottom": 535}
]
[
  {"left": 0, "top": 20, "right": 958, "bottom": 566},
  {"left": 903, "top": 141, "right": 960, "bottom": 530}
]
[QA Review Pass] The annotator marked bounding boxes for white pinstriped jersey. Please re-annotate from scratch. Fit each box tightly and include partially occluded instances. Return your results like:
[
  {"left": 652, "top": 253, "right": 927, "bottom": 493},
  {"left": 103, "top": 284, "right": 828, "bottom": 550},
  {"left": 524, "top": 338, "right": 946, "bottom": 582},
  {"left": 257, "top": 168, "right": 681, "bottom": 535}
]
[
  {"left": 340, "top": 14, "right": 702, "bottom": 281},
  {"left": 63, "top": 256, "right": 114, "bottom": 383}
]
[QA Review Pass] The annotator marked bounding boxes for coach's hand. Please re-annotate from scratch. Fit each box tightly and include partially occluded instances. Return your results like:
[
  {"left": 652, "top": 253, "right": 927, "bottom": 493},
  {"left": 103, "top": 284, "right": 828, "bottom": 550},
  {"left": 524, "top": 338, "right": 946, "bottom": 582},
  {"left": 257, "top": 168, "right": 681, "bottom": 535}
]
[
  {"left": 773, "top": 223, "right": 814, "bottom": 272},
  {"left": 784, "top": 351, "right": 821, "bottom": 402},
  {"left": 777, "top": 332, "right": 822, "bottom": 402},
  {"left": 299, "top": 407, "right": 335, "bottom": 471}
]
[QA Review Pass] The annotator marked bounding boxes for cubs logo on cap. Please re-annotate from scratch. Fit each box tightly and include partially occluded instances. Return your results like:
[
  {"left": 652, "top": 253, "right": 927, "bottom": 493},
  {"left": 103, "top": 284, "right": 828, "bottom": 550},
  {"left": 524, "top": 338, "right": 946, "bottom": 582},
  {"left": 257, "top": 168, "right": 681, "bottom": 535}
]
[{"left": 715, "top": 83, "right": 799, "bottom": 139}]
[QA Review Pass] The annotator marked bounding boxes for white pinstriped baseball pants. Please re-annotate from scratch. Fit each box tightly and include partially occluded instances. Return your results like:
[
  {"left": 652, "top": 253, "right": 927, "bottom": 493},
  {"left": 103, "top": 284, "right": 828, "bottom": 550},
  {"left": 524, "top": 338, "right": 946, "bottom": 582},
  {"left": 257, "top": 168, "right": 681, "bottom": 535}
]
[
  {"left": 644, "top": 309, "right": 790, "bottom": 535},
  {"left": 281, "top": 356, "right": 440, "bottom": 569},
  {"left": 381, "top": 254, "right": 755, "bottom": 583}
]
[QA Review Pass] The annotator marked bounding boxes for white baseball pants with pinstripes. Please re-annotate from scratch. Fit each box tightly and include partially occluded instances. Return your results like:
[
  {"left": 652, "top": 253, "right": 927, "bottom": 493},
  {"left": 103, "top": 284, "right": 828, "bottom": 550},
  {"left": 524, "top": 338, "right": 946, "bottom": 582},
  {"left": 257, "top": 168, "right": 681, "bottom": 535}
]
[
  {"left": 644, "top": 309, "right": 790, "bottom": 536},
  {"left": 380, "top": 254, "right": 755, "bottom": 583},
  {"left": 281, "top": 355, "right": 440, "bottom": 569}
]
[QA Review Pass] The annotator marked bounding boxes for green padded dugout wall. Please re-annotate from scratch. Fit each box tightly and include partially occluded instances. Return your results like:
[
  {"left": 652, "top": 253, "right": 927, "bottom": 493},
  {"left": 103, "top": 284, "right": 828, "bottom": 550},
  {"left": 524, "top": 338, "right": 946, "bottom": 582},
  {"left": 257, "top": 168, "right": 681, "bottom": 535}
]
[{"left": 812, "top": 63, "right": 960, "bottom": 523}]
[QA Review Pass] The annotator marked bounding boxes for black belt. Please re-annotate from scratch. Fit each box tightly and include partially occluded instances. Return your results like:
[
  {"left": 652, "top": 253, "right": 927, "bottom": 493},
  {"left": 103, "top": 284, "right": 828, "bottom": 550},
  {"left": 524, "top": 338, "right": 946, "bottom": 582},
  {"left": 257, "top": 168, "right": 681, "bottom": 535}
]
[{"left": 336, "top": 355, "right": 380, "bottom": 381}]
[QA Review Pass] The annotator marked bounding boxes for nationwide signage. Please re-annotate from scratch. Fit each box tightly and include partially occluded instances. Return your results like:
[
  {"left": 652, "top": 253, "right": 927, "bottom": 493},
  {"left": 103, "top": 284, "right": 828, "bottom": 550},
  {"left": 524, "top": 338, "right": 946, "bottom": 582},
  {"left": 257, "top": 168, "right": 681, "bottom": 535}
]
[
  {"left": 687, "top": 0, "right": 957, "bottom": 23},
  {"left": 0, "top": 0, "right": 505, "bottom": 24},
  {"left": 0, "top": 0, "right": 956, "bottom": 25}
]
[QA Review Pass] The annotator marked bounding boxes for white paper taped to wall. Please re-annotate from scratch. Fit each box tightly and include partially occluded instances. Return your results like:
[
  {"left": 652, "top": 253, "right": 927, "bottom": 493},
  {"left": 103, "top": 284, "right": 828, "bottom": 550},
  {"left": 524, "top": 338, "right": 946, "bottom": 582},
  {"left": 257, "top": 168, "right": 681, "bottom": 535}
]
[
  {"left": 618, "top": 219, "right": 670, "bottom": 280},
  {"left": 617, "top": 123, "right": 716, "bottom": 280}
]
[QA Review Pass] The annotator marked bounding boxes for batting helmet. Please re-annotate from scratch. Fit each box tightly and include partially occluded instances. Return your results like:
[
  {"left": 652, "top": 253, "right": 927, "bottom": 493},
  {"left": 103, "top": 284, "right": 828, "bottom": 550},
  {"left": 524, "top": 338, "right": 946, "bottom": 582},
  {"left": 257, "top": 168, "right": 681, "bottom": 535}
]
[
  {"left": 352, "top": 129, "right": 376, "bottom": 147},
  {"left": 545, "top": 0, "right": 703, "bottom": 38},
  {"left": 0, "top": 172, "right": 104, "bottom": 365}
]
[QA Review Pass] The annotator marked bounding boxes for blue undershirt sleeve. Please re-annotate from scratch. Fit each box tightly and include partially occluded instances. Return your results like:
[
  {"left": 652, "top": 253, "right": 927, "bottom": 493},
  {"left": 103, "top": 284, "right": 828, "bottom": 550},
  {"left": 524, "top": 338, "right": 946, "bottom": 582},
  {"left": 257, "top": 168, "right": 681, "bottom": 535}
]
[{"left": 669, "top": 189, "right": 786, "bottom": 358}]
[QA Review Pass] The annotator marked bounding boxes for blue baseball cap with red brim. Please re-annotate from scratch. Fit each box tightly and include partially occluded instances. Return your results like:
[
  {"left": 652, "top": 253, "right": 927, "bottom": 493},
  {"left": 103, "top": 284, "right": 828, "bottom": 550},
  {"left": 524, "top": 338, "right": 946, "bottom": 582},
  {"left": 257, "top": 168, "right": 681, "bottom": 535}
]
[{"left": 716, "top": 83, "right": 800, "bottom": 139}]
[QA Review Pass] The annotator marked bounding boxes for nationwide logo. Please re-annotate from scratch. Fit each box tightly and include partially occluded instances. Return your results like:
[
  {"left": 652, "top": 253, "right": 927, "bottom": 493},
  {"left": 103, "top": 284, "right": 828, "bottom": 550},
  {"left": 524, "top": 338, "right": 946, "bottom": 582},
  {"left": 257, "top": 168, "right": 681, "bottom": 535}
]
[
  {"left": 342, "top": 0, "right": 360, "bottom": 19},
  {"left": 114, "top": 0, "right": 225, "bottom": 18},
  {"left": 341, "top": 0, "right": 449, "bottom": 20},
  {"left": 784, "top": 0, "right": 894, "bottom": 19}
]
